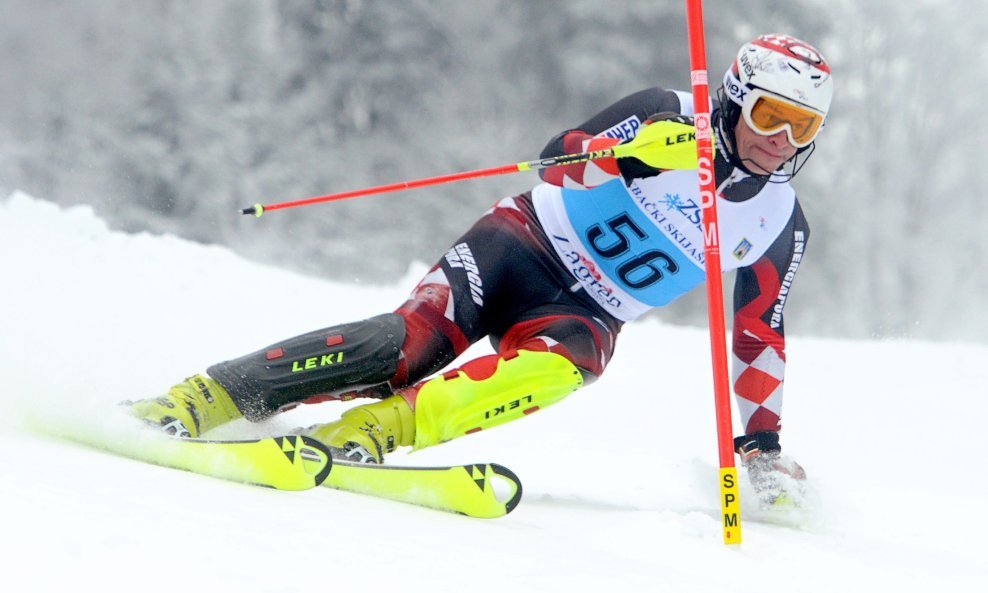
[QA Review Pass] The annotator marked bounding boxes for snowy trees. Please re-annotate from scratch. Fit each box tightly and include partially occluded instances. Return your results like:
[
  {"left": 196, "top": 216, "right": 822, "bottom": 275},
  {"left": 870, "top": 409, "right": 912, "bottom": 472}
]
[{"left": 1, "top": 1, "right": 984, "bottom": 343}]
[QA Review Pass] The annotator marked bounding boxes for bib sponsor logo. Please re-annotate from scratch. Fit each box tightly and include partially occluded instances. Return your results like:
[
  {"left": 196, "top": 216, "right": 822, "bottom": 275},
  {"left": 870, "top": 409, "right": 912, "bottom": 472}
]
[
  {"left": 659, "top": 192, "right": 702, "bottom": 225},
  {"left": 552, "top": 233, "right": 623, "bottom": 309},
  {"left": 627, "top": 183, "right": 707, "bottom": 266}
]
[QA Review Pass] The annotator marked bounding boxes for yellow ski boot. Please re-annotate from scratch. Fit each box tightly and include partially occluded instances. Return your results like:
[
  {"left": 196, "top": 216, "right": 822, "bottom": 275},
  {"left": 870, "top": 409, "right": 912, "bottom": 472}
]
[
  {"left": 128, "top": 374, "right": 242, "bottom": 438},
  {"left": 305, "top": 396, "right": 415, "bottom": 463}
]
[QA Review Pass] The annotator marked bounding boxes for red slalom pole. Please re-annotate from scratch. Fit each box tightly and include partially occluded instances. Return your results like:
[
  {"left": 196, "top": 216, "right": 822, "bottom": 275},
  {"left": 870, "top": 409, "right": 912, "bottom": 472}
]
[{"left": 684, "top": 0, "right": 742, "bottom": 544}]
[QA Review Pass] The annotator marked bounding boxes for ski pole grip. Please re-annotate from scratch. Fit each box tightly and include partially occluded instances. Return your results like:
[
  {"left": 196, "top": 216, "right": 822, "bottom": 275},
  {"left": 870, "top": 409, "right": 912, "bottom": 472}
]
[{"left": 241, "top": 204, "right": 264, "bottom": 217}]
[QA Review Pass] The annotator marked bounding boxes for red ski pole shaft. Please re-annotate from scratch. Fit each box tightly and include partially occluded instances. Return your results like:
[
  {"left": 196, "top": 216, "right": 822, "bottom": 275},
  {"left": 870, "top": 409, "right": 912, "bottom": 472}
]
[
  {"left": 241, "top": 120, "right": 705, "bottom": 218},
  {"left": 684, "top": 0, "right": 742, "bottom": 545},
  {"left": 240, "top": 149, "right": 613, "bottom": 217}
]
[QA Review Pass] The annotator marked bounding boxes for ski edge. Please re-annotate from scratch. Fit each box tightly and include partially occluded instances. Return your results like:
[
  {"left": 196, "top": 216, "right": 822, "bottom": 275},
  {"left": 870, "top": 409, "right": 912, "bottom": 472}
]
[{"left": 324, "top": 459, "right": 523, "bottom": 519}]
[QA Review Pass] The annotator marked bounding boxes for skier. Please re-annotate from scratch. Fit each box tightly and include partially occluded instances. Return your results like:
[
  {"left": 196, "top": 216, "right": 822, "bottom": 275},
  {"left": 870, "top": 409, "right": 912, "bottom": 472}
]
[{"left": 129, "top": 34, "right": 833, "bottom": 506}]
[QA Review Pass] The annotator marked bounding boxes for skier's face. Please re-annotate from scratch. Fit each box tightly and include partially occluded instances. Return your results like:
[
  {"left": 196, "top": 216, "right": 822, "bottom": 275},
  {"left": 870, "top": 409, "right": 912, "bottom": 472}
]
[{"left": 733, "top": 119, "right": 798, "bottom": 175}]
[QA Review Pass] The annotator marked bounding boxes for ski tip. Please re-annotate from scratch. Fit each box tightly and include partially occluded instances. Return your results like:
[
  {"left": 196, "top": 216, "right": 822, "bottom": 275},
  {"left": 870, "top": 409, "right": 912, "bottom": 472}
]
[
  {"left": 298, "top": 436, "right": 333, "bottom": 486},
  {"left": 490, "top": 463, "right": 523, "bottom": 516}
]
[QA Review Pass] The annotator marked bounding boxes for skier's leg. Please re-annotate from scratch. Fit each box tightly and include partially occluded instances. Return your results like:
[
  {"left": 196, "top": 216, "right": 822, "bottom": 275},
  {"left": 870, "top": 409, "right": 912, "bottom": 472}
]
[
  {"left": 129, "top": 258, "right": 481, "bottom": 438},
  {"left": 406, "top": 349, "right": 584, "bottom": 449},
  {"left": 126, "top": 313, "right": 409, "bottom": 437},
  {"left": 307, "top": 311, "right": 618, "bottom": 458},
  {"left": 298, "top": 265, "right": 479, "bottom": 461},
  {"left": 408, "top": 312, "right": 617, "bottom": 449},
  {"left": 303, "top": 195, "right": 623, "bottom": 460},
  {"left": 206, "top": 313, "right": 408, "bottom": 420}
]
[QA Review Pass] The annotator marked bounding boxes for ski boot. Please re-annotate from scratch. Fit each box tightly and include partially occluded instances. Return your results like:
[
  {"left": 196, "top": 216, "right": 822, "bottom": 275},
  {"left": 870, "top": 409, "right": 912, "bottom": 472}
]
[
  {"left": 304, "top": 395, "right": 415, "bottom": 463},
  {"left": 126, "top": 374, "right": 242, "bottom": 438},
  {"left": 735, "top": 431, "right": 807, "bottom": 507}
]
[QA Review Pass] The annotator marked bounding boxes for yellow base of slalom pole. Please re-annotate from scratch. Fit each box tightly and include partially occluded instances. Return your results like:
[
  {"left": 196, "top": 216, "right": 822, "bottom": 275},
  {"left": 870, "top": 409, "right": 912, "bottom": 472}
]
[{"left": 720, "top": 466, "right": 743, "bottom": 544}]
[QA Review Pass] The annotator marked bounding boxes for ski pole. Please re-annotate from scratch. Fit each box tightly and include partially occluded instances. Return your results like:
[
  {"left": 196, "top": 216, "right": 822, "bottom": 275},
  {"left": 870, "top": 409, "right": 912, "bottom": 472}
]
[
  {"left": 684, "top": 0, "right": 742, "bottom": 545},
  {"left": 240, "top": 118, "right": 702, "bottom": 217}
]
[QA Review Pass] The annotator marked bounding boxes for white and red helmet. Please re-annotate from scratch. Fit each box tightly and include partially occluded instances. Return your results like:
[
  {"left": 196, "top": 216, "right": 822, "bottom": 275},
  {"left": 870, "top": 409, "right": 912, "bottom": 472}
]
[
  {"left": 721, "top": 34, "right": 833, "bottom": 152},
  {"left": 725, "top": 34, "right": 833, "bottom": 120}
]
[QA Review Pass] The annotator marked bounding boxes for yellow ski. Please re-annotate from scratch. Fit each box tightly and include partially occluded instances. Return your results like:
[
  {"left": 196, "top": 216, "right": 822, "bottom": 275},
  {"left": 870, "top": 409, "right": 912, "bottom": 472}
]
[
  {"left": 57, "top": 419, "right": 520, "bottom": 516},
  {"left": 74, "top": 431, "right": 333, "bottom": 491},
  {"left": 324, "top": 461, "right": 522, "bottom": 518}
]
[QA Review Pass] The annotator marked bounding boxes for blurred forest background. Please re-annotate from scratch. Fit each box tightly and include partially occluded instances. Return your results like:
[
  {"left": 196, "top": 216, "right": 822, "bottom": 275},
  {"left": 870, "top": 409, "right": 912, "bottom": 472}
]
[{"left": 3, "top": 0, "right": 986, "bottom": 344}]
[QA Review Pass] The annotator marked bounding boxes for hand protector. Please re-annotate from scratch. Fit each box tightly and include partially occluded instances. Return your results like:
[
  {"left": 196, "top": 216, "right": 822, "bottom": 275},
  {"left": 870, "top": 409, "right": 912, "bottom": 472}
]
[{"left": 616, "top": 112, "right": 697, "bottom": 182}]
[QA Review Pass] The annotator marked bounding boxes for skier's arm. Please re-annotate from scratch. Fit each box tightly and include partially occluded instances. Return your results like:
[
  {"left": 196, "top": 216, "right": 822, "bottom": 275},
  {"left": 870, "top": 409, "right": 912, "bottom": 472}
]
[
  {"left": 731, "top": 200, "right": 810, "bottom": 437},
  {"left": 539, "top": 87, "right": 684, "bottom": 188}
]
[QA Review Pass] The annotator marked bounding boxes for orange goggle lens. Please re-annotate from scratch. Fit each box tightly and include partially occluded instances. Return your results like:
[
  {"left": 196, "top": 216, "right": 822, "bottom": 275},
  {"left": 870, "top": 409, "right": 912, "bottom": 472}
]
[{"left": 746, "top": 95, "right": 824, "bottom": 148}]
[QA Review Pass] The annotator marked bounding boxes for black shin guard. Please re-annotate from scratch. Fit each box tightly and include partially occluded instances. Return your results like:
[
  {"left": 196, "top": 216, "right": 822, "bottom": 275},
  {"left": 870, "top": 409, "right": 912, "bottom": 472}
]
[{"left": 207, "top": 313, "right": 405, "bottom": 421}]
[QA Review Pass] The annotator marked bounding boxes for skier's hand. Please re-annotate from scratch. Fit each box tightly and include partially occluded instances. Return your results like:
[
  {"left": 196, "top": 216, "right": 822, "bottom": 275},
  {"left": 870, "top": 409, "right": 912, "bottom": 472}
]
[{"left": 617, "top": 112, "right": 696, "bottom": 181}]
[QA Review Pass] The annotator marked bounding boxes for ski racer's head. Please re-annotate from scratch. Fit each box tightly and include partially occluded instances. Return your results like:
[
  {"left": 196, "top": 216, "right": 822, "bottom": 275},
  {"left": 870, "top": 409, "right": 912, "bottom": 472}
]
[{"left": 715, "top": 34, "right": 833, "bottom": 179}]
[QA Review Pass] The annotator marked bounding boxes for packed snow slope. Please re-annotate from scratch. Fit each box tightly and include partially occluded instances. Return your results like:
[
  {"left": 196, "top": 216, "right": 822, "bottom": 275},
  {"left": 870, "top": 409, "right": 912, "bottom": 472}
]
[{"left": 2, "top": 192, "right": 985, "bottom": 592}]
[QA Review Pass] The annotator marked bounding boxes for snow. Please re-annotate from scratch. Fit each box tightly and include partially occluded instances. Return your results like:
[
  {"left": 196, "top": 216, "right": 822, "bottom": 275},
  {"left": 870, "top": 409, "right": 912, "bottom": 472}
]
[{"left": 1, "top": 191, "right": 985, "bottom": 592}]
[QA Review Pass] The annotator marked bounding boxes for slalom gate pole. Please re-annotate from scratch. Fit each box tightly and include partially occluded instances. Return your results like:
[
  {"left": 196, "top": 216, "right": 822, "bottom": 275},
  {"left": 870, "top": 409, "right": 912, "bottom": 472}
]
[
  {"left": 684, "top": 0, "right": 742, "bottom": 545},
  {"left": 240, "top": 117, "right": 701, "bottom": 217}
]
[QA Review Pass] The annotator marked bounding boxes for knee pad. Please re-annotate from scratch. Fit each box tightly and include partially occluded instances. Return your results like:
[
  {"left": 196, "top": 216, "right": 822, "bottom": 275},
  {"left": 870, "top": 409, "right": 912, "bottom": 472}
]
[
  {"left": 410, "top": 350, "right": 585, "bottom": 449},
  {"left": 208, "top": 313, "right": 405, "bottom": 420}
]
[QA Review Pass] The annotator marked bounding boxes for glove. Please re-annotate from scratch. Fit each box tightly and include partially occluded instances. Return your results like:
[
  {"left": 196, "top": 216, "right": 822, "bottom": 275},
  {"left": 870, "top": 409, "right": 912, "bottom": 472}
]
[
  {"left": 617, "top": 112, "right": 696, "bottom": 182},
  {"left": 734, "top": 431, "right": 807, "bottom": 507}
]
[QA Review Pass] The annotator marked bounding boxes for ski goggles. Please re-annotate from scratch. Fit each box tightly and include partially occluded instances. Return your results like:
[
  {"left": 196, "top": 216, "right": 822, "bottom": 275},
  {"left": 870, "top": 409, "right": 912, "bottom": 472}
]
[{"left": 741, "top": 89, "right": 826, "bottom": 148}]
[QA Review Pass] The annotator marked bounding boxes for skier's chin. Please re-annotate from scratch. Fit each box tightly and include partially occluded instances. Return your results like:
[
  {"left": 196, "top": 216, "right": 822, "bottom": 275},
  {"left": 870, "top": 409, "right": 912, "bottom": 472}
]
[{"left": 744, "top": 147, "right": 788, "bottom": 175}]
